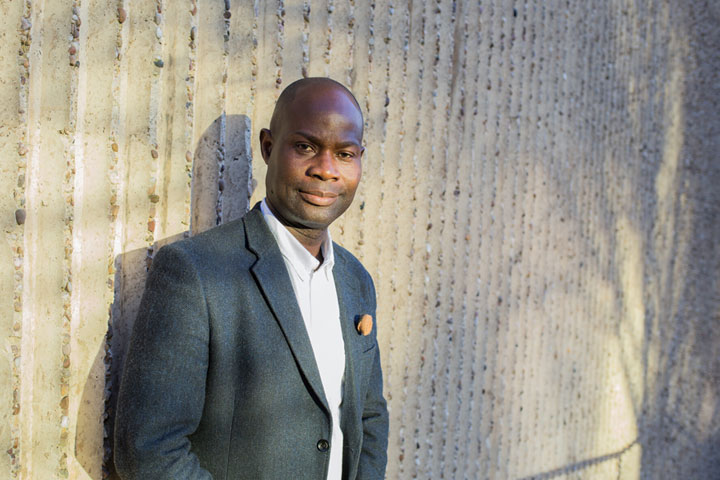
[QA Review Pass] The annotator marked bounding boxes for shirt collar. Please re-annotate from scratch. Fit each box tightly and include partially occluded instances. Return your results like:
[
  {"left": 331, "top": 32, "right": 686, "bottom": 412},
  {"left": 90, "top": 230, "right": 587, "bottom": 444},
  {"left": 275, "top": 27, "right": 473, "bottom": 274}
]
[{"left": 260, "top": 199, "right": 335, "bottom": 280}]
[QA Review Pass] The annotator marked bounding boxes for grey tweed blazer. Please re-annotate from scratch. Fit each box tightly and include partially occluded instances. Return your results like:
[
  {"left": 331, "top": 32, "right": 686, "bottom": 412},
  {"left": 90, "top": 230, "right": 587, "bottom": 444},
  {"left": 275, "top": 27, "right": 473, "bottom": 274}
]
[{"left": 115, "top": 204, "right": 389, "bottom": 479}]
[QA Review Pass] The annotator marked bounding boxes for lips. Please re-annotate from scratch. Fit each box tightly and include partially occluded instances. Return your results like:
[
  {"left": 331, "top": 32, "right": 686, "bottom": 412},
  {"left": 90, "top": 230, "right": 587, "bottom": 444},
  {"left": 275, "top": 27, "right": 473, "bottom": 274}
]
[{"left": 299, "top": 189, "right": 339, "bottom": 206}]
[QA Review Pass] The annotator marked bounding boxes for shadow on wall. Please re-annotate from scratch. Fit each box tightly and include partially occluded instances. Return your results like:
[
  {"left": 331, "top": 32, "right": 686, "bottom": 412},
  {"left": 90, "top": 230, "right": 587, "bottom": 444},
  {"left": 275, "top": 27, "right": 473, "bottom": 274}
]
[
  {"left": 636, "top": 3, "right": 720, "bottom": 478},
  {"left": 72, "top": 114, "right": 253, "bottom": 479},
  {"left": 519, "top": 3, "right": 720, "bottom": 478}
]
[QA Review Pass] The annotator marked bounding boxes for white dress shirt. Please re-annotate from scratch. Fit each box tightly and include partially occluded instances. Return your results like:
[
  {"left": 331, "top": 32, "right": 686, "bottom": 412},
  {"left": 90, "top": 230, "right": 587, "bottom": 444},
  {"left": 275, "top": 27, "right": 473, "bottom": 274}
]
[{"left": 260, "top": 199, "right": 345, "bottom": 480}]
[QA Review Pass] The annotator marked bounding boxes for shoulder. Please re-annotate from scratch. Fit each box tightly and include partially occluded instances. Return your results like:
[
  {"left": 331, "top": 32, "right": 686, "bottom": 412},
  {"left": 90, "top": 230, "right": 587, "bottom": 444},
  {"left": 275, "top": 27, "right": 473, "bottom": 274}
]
[
  {"left": 333, "top": 242, "right": 376, "bottom": 298},
  {"left": 334, "top": 242, "right": 370, "bottom": 277},
  {"left": 153, "top": 215, "right": 253, "bottom": 274}
]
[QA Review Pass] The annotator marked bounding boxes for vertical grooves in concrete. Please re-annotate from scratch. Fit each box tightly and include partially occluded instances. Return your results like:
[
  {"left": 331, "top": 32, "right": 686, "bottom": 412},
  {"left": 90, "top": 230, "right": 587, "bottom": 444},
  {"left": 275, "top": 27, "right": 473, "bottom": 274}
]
[
  {"left": 458, "top": 3, "right": 487, "bottom": 476},
  {"left": 524, "top": 3, "right": 549, "bottom": 476},
  {"left": 389, "top": 1, "right": 422, "bottom": 476},
  {"left": 432, "top": 0, "right": 462, "bottom": 475},
  {"left": 574, "top": 4, "right": 596, "bottom": 472},
  {"left": 537, "top": 1, "right": 561, "bottom": 472},
  {"left": 407, "top": 1, "right": 433, "bottom": 476},
  {"left": 322, "top": 0, "right": 333, "bottom": 69},
  {"left": 582, "top": 7, "right": 601, "bottom": 474},
  {"left": 144, "top": 0, "right": 163, "bottom": 252},
  {"left": 60, "top": 3, "right": 81, "bottom": 472},
  {"left": 190, "top": 0, "right": 226, "bottom": 234},
  {"left": 305, "top": 0, "right": 326, "bottom": 78},
  {"left": 103, "top": 0, "right": 126, "bottom": 474},
  {"left": 0, "top": 0, "right": 26, "bottom": 476},
  {"left": 396, "top": 1, "right": 424, "bottom": 475},
  {"left": 502, "top": 3, "right": 526, "bottom": 476},
  {"left": 526, "top": 2, "right": 547, "bottom": 468},
  {"left": 438, "top": 1, "right": 469, "bottom": 475},
  {"left": 464, "top": 2, "right": 493, "bottom": 473},
  {"left": 68, "top": 1, "right": 119, "bottom": 476},
  {"left": 431, "top": 0, "right": 458, "bottom": 475},
  {"left": 345, "top": 0, "right": 356, "bottom": 86},
  {"left": 540, "top": 2, "right": 558, "bottom": 470},
  {"left": 2, "top": 1, "right": 719, "bottom": 477},
  {"left": 370, "top": 0, "right": 393, "bottom": 387},
  {"left": 185, "top": 0, "right": 199, "bottom": 234},
  {"left": 546, "top": 2, "right": 569, "bottom": 471},
  {"left": 215, "top": 0, "right": 232, "bottom": 226},
  {"left": 20, "top": 0, "right": 74, "bottom": 476},
  {"left": 106, "top": 6, "right": 160, "bottom": 477},
  {"left": 489, "top": 1, "right": 516, "bottom": 473},
  {"left": 362, "top": 0, "right": 390, "bottom": 304},
  {"left": 249, "top": 1, "right": 276, "bottom": 200},
  {"left": 511, "top": 4, "right": 532, "bottom": 476},
  {"left": 271, "top": 3, "right": 283, "bottom": 101},
  {"left": 326, "top": 0, "right": 349, "bottom": 82},
  {"left": 223, "top": 0, "right": 256, "bottom": 223},
  {"left": 349, "top": 0, "right": 369, "bottom": 118},
  {"left": 117, "top": 0, "right": 156, "bottom": 266},
  {"left": 380, "top": 2, "right": 412, "bottom": 478},
  {"left": 298, "top": 1, "right": 311, "bottom": 78},
  {"left": 282, "top": 0, "right": 304, "bottom": 81},
  {"left": 156, "top": 0, "right": 193, "bottom": 240},
  {"left": 477, "top": 1, "right": 500, "bottom": 477},
  {"left": 417, "top": 0, "right": 440, "bottom": 473}
]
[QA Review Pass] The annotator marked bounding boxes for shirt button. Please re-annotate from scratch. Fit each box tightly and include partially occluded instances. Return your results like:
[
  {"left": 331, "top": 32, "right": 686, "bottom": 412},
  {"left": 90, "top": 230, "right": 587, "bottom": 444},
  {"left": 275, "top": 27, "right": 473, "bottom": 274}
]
[{"left": 317, "top": 439, "right": 330, "bottom": 452}]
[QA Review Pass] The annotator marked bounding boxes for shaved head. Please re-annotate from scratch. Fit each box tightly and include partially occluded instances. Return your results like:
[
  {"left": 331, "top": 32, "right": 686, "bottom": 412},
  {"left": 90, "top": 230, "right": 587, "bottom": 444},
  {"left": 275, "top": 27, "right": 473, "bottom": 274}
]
[{"left": 269, "top": 77, "right": 364, "bottom": 138}]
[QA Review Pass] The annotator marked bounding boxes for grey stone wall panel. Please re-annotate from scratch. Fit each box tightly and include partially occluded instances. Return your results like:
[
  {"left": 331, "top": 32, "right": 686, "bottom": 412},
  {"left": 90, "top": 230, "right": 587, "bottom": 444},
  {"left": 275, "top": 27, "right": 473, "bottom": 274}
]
[{"left": 0, "top": 0, "right": 718, "bottom": 478}]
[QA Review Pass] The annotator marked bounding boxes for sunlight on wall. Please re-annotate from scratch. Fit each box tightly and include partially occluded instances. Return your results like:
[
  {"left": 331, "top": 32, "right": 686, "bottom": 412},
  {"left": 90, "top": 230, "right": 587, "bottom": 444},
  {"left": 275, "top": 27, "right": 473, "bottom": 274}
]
[
  {"left": 1, "top": 0, "right": 718, "bottom": 478},
  {"left": 616, "top": 215, "right": 646, "bottom": 415}
]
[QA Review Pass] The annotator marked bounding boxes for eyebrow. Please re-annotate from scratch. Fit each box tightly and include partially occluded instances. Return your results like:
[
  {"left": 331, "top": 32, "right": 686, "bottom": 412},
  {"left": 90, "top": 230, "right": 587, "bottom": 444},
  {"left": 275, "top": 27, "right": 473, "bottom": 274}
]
[{"left": 292, "top": 131, "right": 362, "bottom": 149}]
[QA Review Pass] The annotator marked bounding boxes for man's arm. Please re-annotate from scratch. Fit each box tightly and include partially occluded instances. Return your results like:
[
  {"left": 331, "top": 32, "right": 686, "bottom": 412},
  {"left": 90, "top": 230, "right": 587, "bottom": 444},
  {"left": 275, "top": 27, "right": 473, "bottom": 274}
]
[{"left": 114, "top": 245, "right": 213, "bottom": 480}]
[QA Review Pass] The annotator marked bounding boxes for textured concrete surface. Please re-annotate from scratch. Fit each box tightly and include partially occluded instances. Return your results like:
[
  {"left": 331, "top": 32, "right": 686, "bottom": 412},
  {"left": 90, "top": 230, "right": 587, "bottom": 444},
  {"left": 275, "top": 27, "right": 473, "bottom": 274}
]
[{"left": 0, "top": 0, "right": 718, "bottom": 479}]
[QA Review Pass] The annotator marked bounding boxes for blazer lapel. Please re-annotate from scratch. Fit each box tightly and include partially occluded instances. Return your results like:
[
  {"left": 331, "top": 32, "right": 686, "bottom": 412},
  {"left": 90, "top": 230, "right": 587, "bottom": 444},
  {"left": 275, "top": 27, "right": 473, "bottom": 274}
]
[{"left": 243, "top": 205, "right": 330, "bottom": 414}]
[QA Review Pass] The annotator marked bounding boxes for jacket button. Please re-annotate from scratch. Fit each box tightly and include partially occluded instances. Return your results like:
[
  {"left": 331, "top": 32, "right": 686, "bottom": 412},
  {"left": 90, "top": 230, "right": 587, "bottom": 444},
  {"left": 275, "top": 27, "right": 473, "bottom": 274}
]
[{"left": 317, "top": 439, "right": 330, "bottom": 452}]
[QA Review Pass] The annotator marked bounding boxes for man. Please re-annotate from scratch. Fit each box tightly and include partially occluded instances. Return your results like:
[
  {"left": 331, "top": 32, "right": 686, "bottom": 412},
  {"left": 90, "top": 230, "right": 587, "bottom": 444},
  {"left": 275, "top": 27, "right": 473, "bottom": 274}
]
[{"left": 114, "top": 78, "right": 389, "bottom": 479}]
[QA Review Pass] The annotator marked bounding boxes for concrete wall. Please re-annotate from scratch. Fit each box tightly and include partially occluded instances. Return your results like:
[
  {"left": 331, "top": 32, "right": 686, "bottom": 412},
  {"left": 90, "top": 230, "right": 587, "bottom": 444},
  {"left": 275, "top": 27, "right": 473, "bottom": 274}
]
[{"left": 1, "top": 0, "right": 718, "bottom": 478}]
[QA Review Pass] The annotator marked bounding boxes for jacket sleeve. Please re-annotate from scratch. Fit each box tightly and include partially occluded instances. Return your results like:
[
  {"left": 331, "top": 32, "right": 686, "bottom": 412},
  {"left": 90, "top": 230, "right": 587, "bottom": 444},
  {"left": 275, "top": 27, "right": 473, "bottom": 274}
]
[
  {"left": 356, "top": 277, "right": 389, "bottom": 479},
  {"left": 114, "top": 245, "right": 213, "bottom": 480}
]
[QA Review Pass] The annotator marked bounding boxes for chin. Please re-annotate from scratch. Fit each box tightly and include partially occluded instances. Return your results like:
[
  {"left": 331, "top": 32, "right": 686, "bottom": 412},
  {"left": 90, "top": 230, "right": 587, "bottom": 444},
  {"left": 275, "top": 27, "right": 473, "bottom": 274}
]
[
  {"left": 296, "top": 204, "right": 348, "bottom": 228},
  {"left": 296, "top": 214, "right": 336, "bottom": 230}
]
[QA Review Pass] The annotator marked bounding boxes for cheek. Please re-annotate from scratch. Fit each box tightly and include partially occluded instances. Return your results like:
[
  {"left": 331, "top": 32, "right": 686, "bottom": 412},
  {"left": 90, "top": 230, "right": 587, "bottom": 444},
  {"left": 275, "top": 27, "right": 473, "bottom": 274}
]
[
  {"left": 277, "top": 154, "right": 307, "bottom": 182},
  {"left": 271, "top": 163, "right": 295, "bottom": 186}
]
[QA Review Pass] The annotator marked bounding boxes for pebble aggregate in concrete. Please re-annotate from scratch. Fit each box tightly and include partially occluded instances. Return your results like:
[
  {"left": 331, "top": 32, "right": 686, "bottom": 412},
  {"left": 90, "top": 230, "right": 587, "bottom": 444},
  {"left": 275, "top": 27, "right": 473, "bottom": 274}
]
[{"left": 1, "top": 1, "right": 718, "bottom": 479}]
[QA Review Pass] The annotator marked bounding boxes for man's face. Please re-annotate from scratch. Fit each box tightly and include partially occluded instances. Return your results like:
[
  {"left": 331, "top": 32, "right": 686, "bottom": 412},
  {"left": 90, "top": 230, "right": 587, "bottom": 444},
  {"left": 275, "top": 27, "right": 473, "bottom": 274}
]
[{"left": 261, "top": 85, "right": 364, "bottom": 231}]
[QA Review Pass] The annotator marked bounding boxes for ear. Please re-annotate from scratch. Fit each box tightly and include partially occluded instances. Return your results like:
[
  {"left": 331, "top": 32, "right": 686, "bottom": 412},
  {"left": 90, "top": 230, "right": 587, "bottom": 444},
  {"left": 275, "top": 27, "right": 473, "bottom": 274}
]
[{"left": 259, "top": 128, "right": 273, "bottom": 164}]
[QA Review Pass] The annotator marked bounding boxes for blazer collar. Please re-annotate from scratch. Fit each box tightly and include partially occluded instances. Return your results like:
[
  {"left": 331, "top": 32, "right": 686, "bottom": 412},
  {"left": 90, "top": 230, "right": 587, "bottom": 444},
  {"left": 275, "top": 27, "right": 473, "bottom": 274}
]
[
  {"left": 244, "top": 204, "right": 330, "bottom": 414},
  {"left": 244, "top": 203, "right": 366, "bottom": 442}
]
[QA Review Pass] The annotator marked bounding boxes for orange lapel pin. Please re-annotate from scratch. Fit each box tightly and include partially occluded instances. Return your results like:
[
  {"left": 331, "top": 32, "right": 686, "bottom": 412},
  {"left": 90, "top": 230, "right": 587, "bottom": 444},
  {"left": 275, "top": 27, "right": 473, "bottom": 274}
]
[{"left": 357, "top": 314, "right": 373, "bottom": 336}]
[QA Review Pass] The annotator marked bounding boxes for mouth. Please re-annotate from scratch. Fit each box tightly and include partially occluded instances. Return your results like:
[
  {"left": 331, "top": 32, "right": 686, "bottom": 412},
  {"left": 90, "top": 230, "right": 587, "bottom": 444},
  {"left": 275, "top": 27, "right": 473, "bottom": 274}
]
[{"left": 299, "top": 189, "right": 339, "bottom": 206}]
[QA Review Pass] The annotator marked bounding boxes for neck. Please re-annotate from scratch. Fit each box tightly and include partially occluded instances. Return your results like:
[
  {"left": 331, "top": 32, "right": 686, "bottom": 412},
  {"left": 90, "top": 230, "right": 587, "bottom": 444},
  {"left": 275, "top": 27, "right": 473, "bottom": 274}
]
[
  {"left": 265, "top": 200, "right": 327, "bottom": 261},
  {"left": 286, "top": 226, "right": 326, "bottom": 262}
]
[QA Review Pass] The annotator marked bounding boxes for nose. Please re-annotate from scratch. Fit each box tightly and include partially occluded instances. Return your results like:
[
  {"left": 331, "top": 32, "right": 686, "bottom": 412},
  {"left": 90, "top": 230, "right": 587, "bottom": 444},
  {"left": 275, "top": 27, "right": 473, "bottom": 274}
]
[{"left": 308, "top": 149, "right": 339, "bottom": 181}]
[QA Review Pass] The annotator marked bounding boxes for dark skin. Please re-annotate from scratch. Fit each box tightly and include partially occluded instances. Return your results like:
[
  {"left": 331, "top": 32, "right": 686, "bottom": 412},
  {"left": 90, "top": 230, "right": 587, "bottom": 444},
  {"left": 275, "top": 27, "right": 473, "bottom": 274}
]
[{"left": 260, "top": 79, "right": 365, "bottom": 260}]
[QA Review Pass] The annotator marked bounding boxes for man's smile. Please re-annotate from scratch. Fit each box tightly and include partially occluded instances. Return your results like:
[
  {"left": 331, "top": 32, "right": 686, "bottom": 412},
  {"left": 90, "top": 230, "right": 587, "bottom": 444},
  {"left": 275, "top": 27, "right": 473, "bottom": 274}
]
[{"left": 299, "top": 189, "right": 339, "bottom": 206}]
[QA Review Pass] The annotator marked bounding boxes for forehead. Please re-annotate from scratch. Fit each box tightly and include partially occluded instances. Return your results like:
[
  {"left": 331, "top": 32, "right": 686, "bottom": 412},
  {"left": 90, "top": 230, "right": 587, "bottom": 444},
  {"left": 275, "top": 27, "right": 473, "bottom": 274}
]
[{"left": 278, "top": 85, "right": 363, "bottom": 140}]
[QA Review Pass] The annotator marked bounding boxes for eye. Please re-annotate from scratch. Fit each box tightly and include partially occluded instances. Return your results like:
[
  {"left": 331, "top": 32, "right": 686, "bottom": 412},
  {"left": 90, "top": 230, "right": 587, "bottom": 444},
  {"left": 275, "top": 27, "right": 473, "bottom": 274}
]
[
  {"left": 295, "top": 142, "right": 314, "bottom": 153},
  {"left": 337, "top": 151, "right": 355, "bottom": 160}
]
